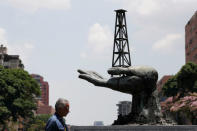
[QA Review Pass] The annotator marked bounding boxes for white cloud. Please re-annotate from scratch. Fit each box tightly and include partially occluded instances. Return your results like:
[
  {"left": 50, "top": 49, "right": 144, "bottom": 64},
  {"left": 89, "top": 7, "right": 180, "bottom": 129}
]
[
  {"left": 120, "top": 0, "right": 197, "bottom": 16},
  {"left": 7, "top": 0, "right": 71, "bottom": 12},
  {"left": 80, "top": 52, "right": 87, "bottom": 59},
  {"left": 7, "top": 42, "right": 35, "bottom": 64},
  {"left": 82, "top": 23, "right": 135, "bottom": 60},
  {"left": 172, "top": 0, "right": 196, "bottom": 3},
  {"left": 136, "top": 0, "right": 160, "bottom": 15},
  {"left": 0, "top": 27, "right": 35, "bottom": 66},
  {"left": 122, "top": 0, "right": 161, "bottom": 15},
  {"left": 152, "top": 33, "right": 182, "bottom": 53},
  {"left": 82, "top": 23, "right": 113, "bottom": 59},
  {"left": 88, "top": 23, "right": 113, "bottom": 53},
  {"left": 0, "top": 28, "right": 7, "bottom": 43},
  {"left": 24, "top": 43, "right": 34, "bottom": 49}
]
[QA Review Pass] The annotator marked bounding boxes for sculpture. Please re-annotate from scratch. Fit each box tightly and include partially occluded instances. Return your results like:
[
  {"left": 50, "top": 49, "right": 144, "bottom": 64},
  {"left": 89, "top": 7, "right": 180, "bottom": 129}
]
[{"left": 78, "top": 66, "right": 170, "bottom": 125}]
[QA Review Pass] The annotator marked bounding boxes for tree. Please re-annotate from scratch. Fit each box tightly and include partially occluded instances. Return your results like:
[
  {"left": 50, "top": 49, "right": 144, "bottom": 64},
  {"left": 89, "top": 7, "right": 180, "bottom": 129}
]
[
  {"left": 25, "top": 114, "right": 52, "bottom": 131},
  {"left": 161, "top": 62, "right": 197, "bottom": 124},
  {"left": 27, "top": 119, "right": 45, "bottom": 131},
  {"left": 0, "top": 66, "right": 41, "bottom": 127},
  {"left": 163, "top": 62, "right": 197, "bottom": 97},
  {"left": 162, "top": 75, "right": 178, "bottom": 97},
  {"left": 177, "top": 62, "right": 197, "bottom": 96}
]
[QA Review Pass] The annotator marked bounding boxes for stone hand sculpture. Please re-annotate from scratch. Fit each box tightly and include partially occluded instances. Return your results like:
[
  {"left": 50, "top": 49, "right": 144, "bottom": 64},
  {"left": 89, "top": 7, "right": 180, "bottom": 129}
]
[
  {"left": 78, "top": 66, "right": 158, "bottom": 94},
  {"left": 78, "top": 66, "right": 164, "bottom": 125}
]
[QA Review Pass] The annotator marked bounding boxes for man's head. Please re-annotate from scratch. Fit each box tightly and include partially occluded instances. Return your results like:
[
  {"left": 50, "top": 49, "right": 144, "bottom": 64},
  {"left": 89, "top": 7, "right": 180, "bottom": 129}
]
[{"left": 55, "top": 98, "right": 69, "bottom": 117}]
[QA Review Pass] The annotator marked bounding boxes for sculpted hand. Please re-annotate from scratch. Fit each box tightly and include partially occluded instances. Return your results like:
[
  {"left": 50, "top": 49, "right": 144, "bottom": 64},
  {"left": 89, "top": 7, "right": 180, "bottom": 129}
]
[
  {"left": 78, "top": 66, "right": 163, "bottom": 124},
  {"left": 78, "top": 66, "right": 158, "bottom": 94},
  {"left": 78, "top": 69, "right": 107, "bottom": 87}
]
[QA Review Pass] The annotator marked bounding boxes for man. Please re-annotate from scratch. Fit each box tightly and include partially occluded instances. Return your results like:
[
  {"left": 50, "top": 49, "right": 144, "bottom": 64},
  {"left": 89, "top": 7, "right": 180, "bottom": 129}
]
[{"left": 45, "top": 98, "right": 69, "bottom": 131}]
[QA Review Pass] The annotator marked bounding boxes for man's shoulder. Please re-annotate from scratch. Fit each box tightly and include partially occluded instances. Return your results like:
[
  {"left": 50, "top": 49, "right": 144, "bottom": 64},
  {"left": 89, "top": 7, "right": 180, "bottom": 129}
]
[
  {"left": 47, "top": 114, "right": 59, "bottom": 125},
  {"left": 50, "top": 114, "right": 58, "bottom": 121},
  {"left": 45, "top": 115, "right": 58, "bottom": 130},
  {"left": 46, "top": 114, "right": 66, "bottom": 131},
  {"left": 48, "top": 114, "right": 64, "bottom": 128}
]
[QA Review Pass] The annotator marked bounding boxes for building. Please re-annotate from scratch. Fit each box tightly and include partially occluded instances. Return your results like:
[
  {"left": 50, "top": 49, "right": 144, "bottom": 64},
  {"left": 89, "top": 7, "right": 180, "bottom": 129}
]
[
  {"left": 157, "top": 75, "right": 172, "bottom": 102},
  {"left": 116, "top": 101, "right": 132, "bottom": 116},
  {"left": 93, "top": 121, "right": 104, "bottom": 126},
  {"left": 31, "top": 74, "right": 49, "bottom": 105},
  {"left": 0, "top": 45, "right": 24, "bottom": 69},
  {"left": 157, "top": 75, "right": 172, "bottom": 93},
  {"left": 36, "top": 100, "right": 55, "bottom": 114},
  {"left": 185, "top": 11, "right": 197, "bottom": 63},
  {"left": 31, "top": 74, "right": 54, "bottom": 114}
]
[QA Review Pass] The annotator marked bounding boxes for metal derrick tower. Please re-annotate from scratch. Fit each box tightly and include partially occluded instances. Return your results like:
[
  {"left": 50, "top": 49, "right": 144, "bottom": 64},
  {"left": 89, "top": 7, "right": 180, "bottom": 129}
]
[{"left": 112, "top": 9, "right": 131, "bottom": 67}]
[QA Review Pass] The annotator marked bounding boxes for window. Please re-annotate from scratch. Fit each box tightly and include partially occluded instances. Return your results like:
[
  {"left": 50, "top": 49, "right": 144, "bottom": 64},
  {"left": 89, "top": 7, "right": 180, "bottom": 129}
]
[
  {"left": 189, "top": 39, "right": 193, "bottom": 44},
  {"left": 192, "top": 25, "right": 196, "bottom": 32},
  {"left": 188, "top": 20, "right": 191, "bottom": 25},
  {"left": 193, "top": 54, "right": 197, "bottom": 60},
  {"left": 186, "top": 44, "right": 188, "bottom": 49},
  {"left": 190, "top": 28, "right": 192, "bottom": 33},
  {"left": 193, "top": 45, "right": 197, "bottom": 52}
]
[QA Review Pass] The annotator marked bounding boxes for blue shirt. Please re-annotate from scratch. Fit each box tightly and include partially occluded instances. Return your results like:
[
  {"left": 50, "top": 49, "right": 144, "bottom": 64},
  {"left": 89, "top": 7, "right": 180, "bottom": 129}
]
[{"left": 45, "top": 113, "right": 68, "bottom": 131}]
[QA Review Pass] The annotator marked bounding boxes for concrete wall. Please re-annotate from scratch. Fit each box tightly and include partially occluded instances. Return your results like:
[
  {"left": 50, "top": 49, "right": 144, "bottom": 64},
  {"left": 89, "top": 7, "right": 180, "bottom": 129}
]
[{"left": 70, "top": 125, "right": 197, "bottom": 131}]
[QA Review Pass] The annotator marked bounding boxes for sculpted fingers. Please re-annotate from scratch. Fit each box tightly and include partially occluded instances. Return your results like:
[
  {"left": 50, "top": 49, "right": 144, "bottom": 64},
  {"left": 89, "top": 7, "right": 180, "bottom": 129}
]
[
  {"left": 78, "top": 73, "right": 91, "bottom": 80},
  {"left": 107, "top": 67, "right": 129, "bottom": 75},
  {"left": 77, "top": 69, "right": 88, "bottom": 74},
  {"left": 91, "top": 71, "right": 104, "bottom": 79},
  {"left": 79, "top": 74, "right": 98, "bottom": 84},
  {"left": 78, "top": 69, "right": 104, "bottom": 79},
  {"left": 79, "top": 74, "right": 106, "bottom": 87}
]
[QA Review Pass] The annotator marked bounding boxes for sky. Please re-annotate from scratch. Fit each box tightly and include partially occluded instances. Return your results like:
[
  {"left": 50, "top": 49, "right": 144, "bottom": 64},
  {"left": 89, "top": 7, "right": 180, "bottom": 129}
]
[{"left": 0, "top": 0, "right": 196, "bottom": 126}]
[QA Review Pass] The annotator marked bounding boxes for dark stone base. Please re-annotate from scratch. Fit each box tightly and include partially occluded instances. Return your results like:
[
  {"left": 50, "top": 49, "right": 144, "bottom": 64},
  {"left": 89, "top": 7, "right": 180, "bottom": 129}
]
[{"left": 70, "top": 125, "right": 197, "bottom": 131}]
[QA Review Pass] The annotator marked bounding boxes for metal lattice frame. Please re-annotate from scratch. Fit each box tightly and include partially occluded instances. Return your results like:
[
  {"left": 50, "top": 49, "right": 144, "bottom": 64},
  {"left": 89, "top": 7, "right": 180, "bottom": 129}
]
[{"left": 112, "top": 9, "right": 131, "bottom": 67}]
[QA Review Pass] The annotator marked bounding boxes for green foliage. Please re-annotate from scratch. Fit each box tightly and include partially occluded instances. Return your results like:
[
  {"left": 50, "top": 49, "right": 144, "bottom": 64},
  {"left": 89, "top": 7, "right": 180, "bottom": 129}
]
[
  {"left": 35, "top": 114, "right": 52, "bottom": 123},
  {"left": 163, "top": 75, "right": 178, "bottom": 97},
  {"left": 27, "top": 119, "right": 45, "bottom": 131},
  {"left": 163, "top": 62, "right": 197, "bottom": 97},
  {"left": 25, "top": 114, "right": 52, "bottom": 131},
  {"left": 177, "top": 62, "right": 197, "bottom": 94},
  {"left": 161, "top": 62, "right": 197, "bottom": 125},
  {"left": 0, "top": 66, "right": 41, "bottom": 124}
]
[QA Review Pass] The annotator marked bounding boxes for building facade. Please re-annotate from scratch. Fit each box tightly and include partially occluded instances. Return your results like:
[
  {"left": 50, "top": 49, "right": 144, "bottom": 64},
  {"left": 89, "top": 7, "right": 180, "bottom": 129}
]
[
  {"left": 93, "top": 121, "right": 104, "bottom": 126},
  {"left": 157, "top": 75, "right": 172, "bottom": 102},
  {"left": 31, "top": 74, "right": 55, "bottom": 114},
  {"left": 116, "top": 101, "right": 132, "bottom": 116},
  {"left": 157, "top": 75, "right": 172, "bottom": 93},
  {"left": 185, "top": 11, "right": 197, "bottom": 63},
  {"left": 31, "top": 74, "right": 49, "bottom": 105},
  {"left": 0, "top": 45, "right": 24, "bottom": 69},
  {"left": 36, "top": 100, "right": 55, "bottom": 114}
]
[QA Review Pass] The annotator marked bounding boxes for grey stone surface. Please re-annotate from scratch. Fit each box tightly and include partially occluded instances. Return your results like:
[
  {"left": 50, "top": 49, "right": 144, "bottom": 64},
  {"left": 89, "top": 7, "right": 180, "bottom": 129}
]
[{"left": 70, "top": 125, "right": 197, "bottom": 131}]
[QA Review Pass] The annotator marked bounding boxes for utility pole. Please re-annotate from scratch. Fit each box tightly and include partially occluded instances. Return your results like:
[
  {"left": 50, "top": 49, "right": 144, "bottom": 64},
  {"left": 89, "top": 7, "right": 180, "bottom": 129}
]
[{"left": 112, "top": 9, "right": 131, "bottom": 67}]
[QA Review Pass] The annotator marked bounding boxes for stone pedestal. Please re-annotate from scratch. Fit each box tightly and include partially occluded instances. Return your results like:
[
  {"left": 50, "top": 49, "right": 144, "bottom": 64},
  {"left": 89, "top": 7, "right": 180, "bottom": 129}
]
[{"left": 70, "top": 125, "right": 197, "bottom": 131}]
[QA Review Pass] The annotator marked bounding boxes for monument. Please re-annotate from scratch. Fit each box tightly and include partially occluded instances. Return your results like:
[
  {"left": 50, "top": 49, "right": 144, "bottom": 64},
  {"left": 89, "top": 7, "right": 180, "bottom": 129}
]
[
  {"left": 78, "top": 9, "right": 169, "bottom": 125},
  {"left": 78, "top": 66, "right": 166, "bottom": 125},
  {"left": 75, "top": 9, "right": 197, "bottom": 131}
]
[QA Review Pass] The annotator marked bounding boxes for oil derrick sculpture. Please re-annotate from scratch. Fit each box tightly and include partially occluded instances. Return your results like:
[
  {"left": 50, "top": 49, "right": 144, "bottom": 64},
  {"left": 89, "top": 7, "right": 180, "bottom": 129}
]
[
  {"left": 78, "top": 9, "right": 174, "bottom": 125},
  {"left": 112, "top": 9, "right": 131, "bottom": 67}
]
